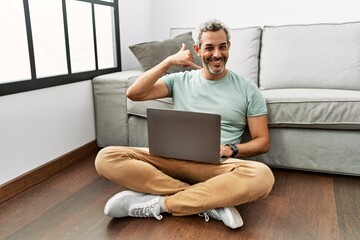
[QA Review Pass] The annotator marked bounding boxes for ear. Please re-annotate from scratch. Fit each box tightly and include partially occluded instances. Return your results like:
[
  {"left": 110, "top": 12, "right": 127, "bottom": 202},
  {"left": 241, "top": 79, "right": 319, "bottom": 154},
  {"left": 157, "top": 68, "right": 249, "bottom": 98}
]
[{"left": 193, "top": 44, "right": 201, "bottom": 57}]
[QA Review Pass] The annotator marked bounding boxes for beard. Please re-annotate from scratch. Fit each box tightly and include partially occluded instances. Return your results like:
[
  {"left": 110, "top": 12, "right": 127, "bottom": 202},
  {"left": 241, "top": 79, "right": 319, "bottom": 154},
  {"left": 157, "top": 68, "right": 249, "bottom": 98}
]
[{"left": 204, "top": 56, "right": 228, "bottom": 75}]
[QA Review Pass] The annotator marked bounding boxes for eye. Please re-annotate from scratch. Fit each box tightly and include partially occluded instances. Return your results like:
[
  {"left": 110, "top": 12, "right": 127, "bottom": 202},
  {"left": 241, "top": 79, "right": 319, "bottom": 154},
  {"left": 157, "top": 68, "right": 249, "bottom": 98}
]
[{"left": 219, "top": 45, "right": 228, "bottom": 50}]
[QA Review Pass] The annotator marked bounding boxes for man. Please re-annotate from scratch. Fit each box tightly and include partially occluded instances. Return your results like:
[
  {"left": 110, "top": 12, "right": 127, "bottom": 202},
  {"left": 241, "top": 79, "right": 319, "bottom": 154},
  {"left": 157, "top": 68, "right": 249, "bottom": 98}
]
[{"left": 95, "top": 19, "right": 274, "bottom": 229}]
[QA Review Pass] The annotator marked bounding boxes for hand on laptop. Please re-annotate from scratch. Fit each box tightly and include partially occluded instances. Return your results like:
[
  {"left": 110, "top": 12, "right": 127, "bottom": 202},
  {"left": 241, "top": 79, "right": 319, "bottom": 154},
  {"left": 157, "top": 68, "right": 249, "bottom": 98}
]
[{"left": 220, "top": 144, "right": 233, "bottom": 158}]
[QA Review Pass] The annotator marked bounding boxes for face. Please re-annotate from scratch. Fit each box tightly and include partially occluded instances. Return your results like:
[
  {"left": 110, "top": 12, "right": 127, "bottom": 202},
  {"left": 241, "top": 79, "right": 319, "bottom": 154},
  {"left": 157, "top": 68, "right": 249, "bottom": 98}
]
[{"left": 195, "top": 29, "right": 230, "bottom": 79}]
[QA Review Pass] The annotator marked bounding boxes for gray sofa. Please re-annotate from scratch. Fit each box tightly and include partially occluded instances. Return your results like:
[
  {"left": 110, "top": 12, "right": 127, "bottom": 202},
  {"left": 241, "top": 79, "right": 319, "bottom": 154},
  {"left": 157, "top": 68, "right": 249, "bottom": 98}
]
[{"left": 93, "top": 21, "right": 360, "bottom": 176}]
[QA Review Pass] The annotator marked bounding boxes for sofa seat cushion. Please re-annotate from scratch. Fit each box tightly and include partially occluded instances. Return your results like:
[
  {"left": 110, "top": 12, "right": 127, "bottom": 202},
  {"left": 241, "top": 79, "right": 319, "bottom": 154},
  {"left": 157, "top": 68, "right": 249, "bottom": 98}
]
[
  {"left": 127, "top": 98, "right": 173, "bottom": 117},
  {"left": 262, "top": 89, "right": 360, "bottom": 129}
]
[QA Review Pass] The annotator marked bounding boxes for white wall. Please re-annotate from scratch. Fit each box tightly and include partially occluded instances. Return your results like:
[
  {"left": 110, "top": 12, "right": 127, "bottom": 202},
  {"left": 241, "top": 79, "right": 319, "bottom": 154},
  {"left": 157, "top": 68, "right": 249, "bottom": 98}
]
[
  {"left": 119, "top": 0, "right": 152, "bottom": 70},
  {"left": 0, "top": 81, "right": 95, "bottom": 184},
  {"left": 120, "top": 0, "right": 360, "bottom": 70},
  {"left": 0, "top": 1, "right": 141, "bottom": 185}
]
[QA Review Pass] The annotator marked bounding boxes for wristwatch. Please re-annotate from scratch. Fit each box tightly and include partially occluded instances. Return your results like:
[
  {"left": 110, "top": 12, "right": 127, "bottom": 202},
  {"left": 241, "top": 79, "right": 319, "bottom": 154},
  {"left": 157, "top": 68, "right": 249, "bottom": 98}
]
[{"left": 225, "top": 144, "right": 239, "bottom": 158}]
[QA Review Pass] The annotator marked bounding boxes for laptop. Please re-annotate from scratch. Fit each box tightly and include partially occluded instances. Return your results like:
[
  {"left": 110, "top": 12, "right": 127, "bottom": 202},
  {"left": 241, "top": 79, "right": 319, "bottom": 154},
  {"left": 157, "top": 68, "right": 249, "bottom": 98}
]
[{"left": 147, "top": 108, "right": 226, "bottom": 164}]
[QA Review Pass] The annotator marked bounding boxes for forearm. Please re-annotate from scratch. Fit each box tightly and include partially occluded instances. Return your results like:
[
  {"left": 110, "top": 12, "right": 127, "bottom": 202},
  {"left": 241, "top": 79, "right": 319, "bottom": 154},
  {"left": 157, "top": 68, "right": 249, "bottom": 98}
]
[
  {"left": 236, "top": 136, "right": 269, "bottom": 158},
  {"left": 231, "top": 115, "right": 270, "bottom": 158},
  {"left": 127, "top": 43, "right": 201, "bottom": 101},
  {"left": 126, "top": 58, "right": 172, "bottom": 100},
  {"left": 221, "top": 137, "right": 269, "bottom": 159}
]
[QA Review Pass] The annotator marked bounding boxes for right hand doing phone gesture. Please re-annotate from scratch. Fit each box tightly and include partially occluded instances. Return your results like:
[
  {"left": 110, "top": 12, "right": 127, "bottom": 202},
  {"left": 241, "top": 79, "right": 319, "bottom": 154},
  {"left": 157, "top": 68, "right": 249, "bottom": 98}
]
[{"left": 167, "top": 43, "right": 202, "bottom": 70}]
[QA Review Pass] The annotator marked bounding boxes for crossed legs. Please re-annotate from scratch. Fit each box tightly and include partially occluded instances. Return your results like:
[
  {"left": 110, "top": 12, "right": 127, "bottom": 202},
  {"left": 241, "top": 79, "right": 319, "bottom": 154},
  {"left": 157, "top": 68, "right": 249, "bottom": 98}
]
[{"left": 95, "top": 146, "right": 275, "bottom": 216}]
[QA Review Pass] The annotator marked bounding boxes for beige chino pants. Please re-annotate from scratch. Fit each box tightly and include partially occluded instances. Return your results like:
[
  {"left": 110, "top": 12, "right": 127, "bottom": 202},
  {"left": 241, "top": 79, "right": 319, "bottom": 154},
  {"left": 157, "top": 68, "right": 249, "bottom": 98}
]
[{"left": 95, "top": 146, "right": 275, "bottom": 216}]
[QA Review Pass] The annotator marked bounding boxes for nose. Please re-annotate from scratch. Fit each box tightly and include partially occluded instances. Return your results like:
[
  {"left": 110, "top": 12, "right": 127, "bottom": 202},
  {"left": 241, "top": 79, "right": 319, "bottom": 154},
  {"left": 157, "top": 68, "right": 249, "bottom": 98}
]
[{"left": 213, "top": 48, "right": 222, "bottom": 57}]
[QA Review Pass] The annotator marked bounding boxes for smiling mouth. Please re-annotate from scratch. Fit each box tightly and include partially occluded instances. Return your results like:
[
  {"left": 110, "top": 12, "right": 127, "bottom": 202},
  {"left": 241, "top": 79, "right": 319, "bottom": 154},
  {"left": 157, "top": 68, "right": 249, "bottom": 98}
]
[
  {"left": 208, "top": 59, "right": 225, "bottom": 69},
  {"left": 209, "top": 58, "right": 224, "bottom": 64},
  {"left": 205, "top": 59, "right": 226, "bottom": 75}
]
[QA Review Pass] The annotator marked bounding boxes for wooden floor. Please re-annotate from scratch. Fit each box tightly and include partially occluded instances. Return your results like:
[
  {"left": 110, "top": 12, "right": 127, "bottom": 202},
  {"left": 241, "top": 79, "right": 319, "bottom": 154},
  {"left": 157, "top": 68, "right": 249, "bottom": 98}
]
[{"left": 1, "top": 153, "right": 359, "bottom": 240}]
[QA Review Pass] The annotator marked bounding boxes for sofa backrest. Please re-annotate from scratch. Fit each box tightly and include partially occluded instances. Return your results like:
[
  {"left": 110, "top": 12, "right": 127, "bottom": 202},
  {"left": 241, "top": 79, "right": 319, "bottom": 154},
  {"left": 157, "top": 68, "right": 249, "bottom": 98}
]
[
  {"left": 170, "top": 27, "right": 262, "bottom": 85},
  {"left": 259, "top": 21, "right": 360, "bottom": 91}
]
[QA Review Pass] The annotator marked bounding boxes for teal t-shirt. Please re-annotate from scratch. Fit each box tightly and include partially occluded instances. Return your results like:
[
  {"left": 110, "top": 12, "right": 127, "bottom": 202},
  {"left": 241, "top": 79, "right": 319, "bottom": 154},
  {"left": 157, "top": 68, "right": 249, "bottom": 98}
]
[{"left": 162, "top": 69, "right": 267, "bottom": 144}]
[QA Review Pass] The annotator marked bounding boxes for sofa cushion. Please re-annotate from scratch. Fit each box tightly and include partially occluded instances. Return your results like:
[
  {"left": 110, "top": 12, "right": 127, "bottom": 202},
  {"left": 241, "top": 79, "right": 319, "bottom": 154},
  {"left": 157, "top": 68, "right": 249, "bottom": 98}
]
[
  {"left": 128, "top": 98, "right": 173, "bottom": 117},
  {"left": 260, "top": 21, "right": 360, "bottom": 90},
  {"left": 170, "top": 27, "right": 262, "bottom": 85},
  {"left": 129, "top": 32, "right": 202, "bottom": 74},
  {"left": 262, "top": 89, "right": 360, "bottom": 129}
]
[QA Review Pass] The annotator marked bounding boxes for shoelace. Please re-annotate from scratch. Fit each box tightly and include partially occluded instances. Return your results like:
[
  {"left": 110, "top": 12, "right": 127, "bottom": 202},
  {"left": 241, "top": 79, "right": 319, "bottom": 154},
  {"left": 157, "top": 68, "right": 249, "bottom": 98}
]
[
  {"left": 130, "top": 198, "right": 163, "bottom": 220},
  {"left": 199, "top": 209, "right": 220, "bottom": 222}
]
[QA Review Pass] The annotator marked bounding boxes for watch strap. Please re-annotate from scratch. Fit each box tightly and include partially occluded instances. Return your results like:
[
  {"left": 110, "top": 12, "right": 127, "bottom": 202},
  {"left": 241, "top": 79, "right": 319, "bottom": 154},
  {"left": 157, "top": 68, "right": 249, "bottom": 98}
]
[{"left": 225, "top": 144, "right": 239, "bottom": 158}]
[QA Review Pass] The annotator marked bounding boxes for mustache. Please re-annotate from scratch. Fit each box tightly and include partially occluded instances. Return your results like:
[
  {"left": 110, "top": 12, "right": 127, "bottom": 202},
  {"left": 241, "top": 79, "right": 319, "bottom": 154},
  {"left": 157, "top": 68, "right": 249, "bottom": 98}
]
[{"left": 208, "top": 57, "right": 226, "bottom": 61}]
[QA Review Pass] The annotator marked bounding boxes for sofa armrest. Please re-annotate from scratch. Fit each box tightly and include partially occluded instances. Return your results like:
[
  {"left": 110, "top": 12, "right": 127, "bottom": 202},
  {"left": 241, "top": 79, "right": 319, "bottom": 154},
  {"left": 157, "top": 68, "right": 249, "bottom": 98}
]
[{"left": 92, "top": 69, "right": 144, "bottom": 147}]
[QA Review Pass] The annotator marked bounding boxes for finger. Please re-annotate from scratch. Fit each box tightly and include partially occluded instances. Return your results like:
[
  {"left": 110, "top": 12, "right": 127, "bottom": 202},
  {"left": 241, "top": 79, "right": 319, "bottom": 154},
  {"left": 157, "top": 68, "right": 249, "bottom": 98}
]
[
  {"left": 187, "top": 61, "right": 202, "bottom": 69},
  {"left": 180, "top": 43, "right": 186, "bottom": 51},
  {"left": 182, "top": 61, "right": 202, "bottom": 69}
]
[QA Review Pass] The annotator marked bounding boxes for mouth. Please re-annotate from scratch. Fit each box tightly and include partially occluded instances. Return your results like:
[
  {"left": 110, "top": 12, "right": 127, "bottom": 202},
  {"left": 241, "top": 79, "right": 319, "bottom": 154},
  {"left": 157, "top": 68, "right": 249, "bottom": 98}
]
[
  {"left": 209, "top": 58, "right": 224, "bottom": 65},
  {"left": 205, "top": 57, "right": 226, "bottom": 75}
]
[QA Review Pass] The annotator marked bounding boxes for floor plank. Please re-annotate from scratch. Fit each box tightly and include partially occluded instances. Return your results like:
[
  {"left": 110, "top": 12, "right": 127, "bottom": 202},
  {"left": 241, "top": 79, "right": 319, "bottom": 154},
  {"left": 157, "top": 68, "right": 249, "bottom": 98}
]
[
  {"left": 0, "top": 154, "right": 359, "bottom": 240},
  {"left": 334, "top": 175, "right": 360, "bottom": 240}
]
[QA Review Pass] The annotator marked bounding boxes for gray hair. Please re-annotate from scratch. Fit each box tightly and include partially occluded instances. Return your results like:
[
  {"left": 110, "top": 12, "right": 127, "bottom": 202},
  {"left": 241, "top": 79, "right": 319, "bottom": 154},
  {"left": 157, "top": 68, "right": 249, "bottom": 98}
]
[{"left": 195, "top": 19, "right": 230, "bottom": 47}]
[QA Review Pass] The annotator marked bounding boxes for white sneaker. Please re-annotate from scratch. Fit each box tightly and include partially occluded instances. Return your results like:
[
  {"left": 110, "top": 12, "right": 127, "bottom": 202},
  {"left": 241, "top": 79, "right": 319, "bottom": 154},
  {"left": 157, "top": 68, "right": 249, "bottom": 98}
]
[
  {"left": 104, "top": 190, "right": 163, "bottom": 220},
  {"left": 201, "top": 207, "right": 243, "bottom": 229}
]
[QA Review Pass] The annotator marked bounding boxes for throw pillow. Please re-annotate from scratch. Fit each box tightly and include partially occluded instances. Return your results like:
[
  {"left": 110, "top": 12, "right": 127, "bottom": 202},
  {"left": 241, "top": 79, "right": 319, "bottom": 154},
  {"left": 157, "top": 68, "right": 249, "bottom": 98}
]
[{"left": 129, "top": 32, "right": 202, "bottom": 74}]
